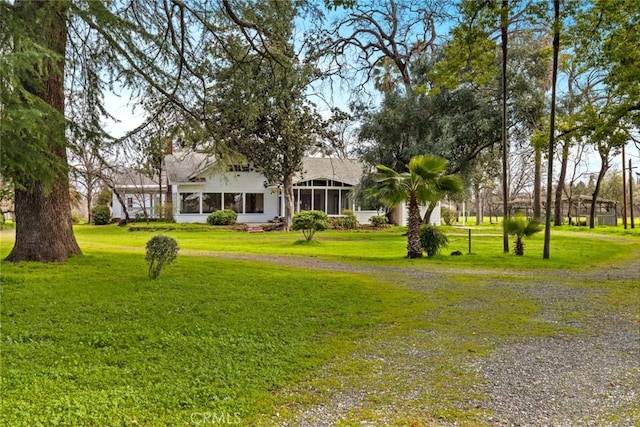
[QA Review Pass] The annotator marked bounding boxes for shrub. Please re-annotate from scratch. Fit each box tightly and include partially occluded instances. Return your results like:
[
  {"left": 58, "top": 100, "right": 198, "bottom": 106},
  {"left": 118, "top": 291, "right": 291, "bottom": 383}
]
[
  {"left": 369, "top": 215, "right": 389, "bottom": 228},
  {"left": 71, "top": 212, "right": 81, "bottom": 224},
  {"left": 441, "top": 206, "right": 456, "bottom": 226},
  {"left": 292, "top": 210, "right": 329, "bottom": 241},
  {"left": 503, "top": 214, "right": 543, "bottom": 255},
  {"left": 207, "top": 209, "right": 238, "bottom": 225},
  {"left": 91, "top": 205, "right": 111, "bottom": 225},
  {"left": 419, "top": 224, "right": 449, "bottom": 257},
  {"left": 145, "top": 235, "right": 179, "bottom": 279},
  {"left": 332, "top": 209, "right": 358, "bottom": 230}
]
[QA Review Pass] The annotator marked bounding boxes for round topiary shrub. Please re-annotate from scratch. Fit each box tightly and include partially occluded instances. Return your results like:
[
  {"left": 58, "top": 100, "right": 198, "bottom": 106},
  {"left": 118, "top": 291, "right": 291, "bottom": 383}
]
[
  {"left": 419, "top": 224, "right": 449, "bottom": 257},
  {"left": 292, "top": 210, "right": 329, "bottom": 241},
  {"left": 91, "top": 205, "right": 111, "bottom": 225},
  {"left": 145, "top": 235, "right": 179, "bottom": 279},
  {"left": 207, "top": 209, "right": 238, "bottom": 225},
  {"left": 369, "top": 215, "right": 389, "bottom": 228}
]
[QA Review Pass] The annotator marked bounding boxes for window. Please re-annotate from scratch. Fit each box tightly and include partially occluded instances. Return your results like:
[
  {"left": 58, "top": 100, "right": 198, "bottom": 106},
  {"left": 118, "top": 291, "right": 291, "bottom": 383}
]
[
  {"left": 180, "top": 193, "right": 200, "bottom": 214},
  {"left": 202, "top": 193, "right": 222, "bottom": 213},
  {"left": 127, "top": 197, "right": 133, "bottom": 209},
  {"left": 245, "top": 193, "right": 264, "bottom": 213},
  {"left": 224, "top": 193, "right": 243, "bottom": 213},
  {"left": 327, "top": 189, "right": 339, "bottom": 215},
  {"left": 298, "top": 189, "right": 312, "bottom": 211},
  {"left": 313, "top": 189, "right": 326, "bottom": 212},
  {"left": 341, "top": 189, "right": 352, "bottom": 211}
]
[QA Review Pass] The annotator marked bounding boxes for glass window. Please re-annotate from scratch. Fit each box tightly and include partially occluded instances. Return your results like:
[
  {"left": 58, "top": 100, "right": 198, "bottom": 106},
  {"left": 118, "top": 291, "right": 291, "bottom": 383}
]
[
  {"left": 180, "top": 193, "right": 200, "bottom": 214},
  {"left": 245, "top": 193, "right": 264, "bottom": 213},
  {"left": 224, "top": 193, "right": 243, "bottom": 213},
  {"left": 202, "top": 193, "right": 222, "bottom": 213},
  {"left": 298, "top": 189, "right": 312, "bottom": 211},
  {"left": 127, "top": 197, "right": 133, "bottom": 208},
  {"left": 314, "top": 189, "right": 326, "bottom": 212},
  {"left": 312, "top": 179, "right": 327, "bottom": 186},
  {"left": 327, "top": 189, "right": 340, "bottom": 215},
  {"left": 341, "top": 189, "right": 352, "bottom": 211}
]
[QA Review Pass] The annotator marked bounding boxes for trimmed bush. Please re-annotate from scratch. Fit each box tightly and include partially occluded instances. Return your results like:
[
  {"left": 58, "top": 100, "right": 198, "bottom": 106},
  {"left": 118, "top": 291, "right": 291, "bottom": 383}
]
[
  {"left": 419, "top": 224, "right": 449, "bottom": 257},
  {"left": 332, "top": 210, "right": 358, "bottom": 230},
  {"left": 145, "top": 235, "right": 179, "bottom": 279},
  {"left": 91, "top": 205, "right": 111, "bottom": 225},
  {"left": 441, "top": 206, "right": 456, "bottom": 226},
  {"left": 292, "top": 210, "right": 329, "bottom": 241},
  {"left": 369, "top": 215, "right": 389, "bottom": 228},
  {"left": 207, "top": 209, "right": 238, "bottom": 225}
]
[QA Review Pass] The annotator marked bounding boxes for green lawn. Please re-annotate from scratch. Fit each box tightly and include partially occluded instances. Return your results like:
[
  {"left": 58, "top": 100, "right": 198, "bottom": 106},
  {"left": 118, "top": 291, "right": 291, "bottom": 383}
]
[{"left": 0, "top": 224, "right": 638, "bottom": 425}]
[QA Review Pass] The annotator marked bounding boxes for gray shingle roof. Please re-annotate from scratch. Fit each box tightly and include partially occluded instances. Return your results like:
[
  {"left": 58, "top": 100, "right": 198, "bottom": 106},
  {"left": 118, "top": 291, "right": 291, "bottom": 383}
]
[
  {"left": 294, "top": 157, "right": 366, "bottom": 186},
  {"left": 118, "top": 153, "right": 367, "bottom": 186}
]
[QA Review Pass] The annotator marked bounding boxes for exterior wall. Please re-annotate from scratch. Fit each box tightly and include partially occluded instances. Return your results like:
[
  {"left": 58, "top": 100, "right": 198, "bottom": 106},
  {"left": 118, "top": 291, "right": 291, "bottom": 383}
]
[
  {"left": 173, "top": 171, "right": 279, "bottom": 223},
  {"left": 354, "top": 203, "right": 441, "bottom": 226},
  {"left": 112, "top": 191, "right": 163, "bottom": 220}
]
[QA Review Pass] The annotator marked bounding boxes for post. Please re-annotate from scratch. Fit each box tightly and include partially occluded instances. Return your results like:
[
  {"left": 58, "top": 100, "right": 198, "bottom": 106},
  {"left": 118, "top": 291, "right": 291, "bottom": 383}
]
[
  {"left": 622, "top": 146, "right": 627, "bottom": 229},
  {"left": 468, "top": 228, "right": 472, "bottom": 254},
  {"left": 630, "top": 159, "right": 635, "bottom": 228}
]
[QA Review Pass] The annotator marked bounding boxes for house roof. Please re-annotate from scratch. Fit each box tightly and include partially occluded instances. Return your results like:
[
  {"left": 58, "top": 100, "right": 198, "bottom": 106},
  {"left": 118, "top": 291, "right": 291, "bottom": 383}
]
[
  {"left": 294, "top": 157, "right": 366, "bottom": 186},
  {"left": 114, "top": 153, "right": 366, "bottom": 187},
  {"left": 165, "top": 152, "right": 211, "bottom": 183}
]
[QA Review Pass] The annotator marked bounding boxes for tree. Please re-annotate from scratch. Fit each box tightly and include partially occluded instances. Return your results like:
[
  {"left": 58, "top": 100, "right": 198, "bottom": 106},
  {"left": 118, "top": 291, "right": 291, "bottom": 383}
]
[
  {"left": 504, "top": 214, "right": 543, "bottom": 256},
  {"left": 2, "top": 1, "right": 82, "bottom": 262},
  {"left": 1, "top": 0, "right": 213, "bottom": 261},
  {"left": 543, "top": 0, "right": 560, "bottom": 259},
  {"left": 372, "top": 155, "right": 462, "bottom": 258},
  {"left": 69, "top": 140, "right": 105, "bottom": 225},
  {"left": 212, "top": 1, "right": 331, "bottom": 232}
]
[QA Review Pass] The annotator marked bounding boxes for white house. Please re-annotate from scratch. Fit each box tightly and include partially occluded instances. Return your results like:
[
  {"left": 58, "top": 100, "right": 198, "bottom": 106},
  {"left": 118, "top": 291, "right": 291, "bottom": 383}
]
[{"left": 111, "top": 152, "right": 442, "bottom": 226}]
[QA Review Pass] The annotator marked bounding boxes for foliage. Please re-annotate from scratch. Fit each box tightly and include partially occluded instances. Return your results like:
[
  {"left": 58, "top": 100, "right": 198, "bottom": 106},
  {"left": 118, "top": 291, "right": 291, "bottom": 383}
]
[
  {"left": 441, "top": 206, "right": 456, "bottom": 226},
  {"left": 503, "top": 214, "right": 544, "bottom": 255},
  {"left": 292, "top": 210, "right": 329, "bottom": 241},
  {"left": 369, "top": 215, "right": 389, "bottom": 228},
  {"left": 419, "top": 225, "right": 449, "bottom": 257},
  {"left": 372, "top": 155, "right": 462, "bottom": 258},
  {"left": 145, "top": 235, "right": 179, "bottom": 279},
  {"left": 206, "top": 209, "right": 238, "bottom": 226},
  {"left": 91, "top": 205, "right": 111, "bottom": 225},
  {"left": 331, "top": 210, "right": 358, "bottom": 230},
  {"left": 94, "top": 186, "right": 112, "bottom": 206}
]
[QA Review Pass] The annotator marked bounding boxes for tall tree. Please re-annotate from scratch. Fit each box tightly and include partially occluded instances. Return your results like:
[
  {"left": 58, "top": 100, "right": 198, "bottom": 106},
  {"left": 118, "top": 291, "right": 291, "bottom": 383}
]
[
  {"left": 543, "top": 0, "right": 560, "bottom": 259},
  {"left": 2, "top": 1, "right": 82, "bottom": 262},
  {"left": 213, "top": 0, "right": 331, "bottom": 231}
]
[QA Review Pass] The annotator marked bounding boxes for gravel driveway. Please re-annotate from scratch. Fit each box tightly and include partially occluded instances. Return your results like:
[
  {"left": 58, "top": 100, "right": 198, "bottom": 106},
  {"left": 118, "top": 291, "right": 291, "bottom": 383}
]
[{"left": 205, "top": 246, "right": 640, "bottom": 426}]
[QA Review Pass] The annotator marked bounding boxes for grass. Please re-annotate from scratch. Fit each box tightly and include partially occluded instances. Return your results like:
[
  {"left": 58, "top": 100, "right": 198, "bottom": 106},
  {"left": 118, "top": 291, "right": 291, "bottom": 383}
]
[
  {"left": 0, "top": 224, "right": 638, "bottom": 425},
  {"left": 67, "top": 222, "right": 638, "bottom": 271},
  {"left": 0, "top": 249, "right": 421, "bottom": 425}
]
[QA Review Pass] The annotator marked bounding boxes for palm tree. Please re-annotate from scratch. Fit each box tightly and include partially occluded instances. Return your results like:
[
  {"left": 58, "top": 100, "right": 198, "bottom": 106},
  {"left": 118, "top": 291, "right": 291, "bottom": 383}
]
[
  {"left": 373, "top": 155, "right": 463, "bottom": 258},
  {"left": 503, "top": 214, "right": 543, "bottom": 256}
]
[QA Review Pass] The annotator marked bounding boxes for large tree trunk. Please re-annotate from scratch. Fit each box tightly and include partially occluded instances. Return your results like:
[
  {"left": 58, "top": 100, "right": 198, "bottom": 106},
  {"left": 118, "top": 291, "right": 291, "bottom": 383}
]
[
  {"left": 474, "top": 182, "right": 483, "bottom": 225},
  {"left": 283, "top": 173, "right": 294, "bottom": 232},
  {"left": 554, "top": 140, "right": 570, "bottom": 226},
  {"left": 589, "top": 155, "right": 608, "bottom": 229},
  {"left": 500, "top": 0, "right": 510, "bottom": 253},
  {"left": 422, "top": 200, "right": 437, "bottom": 225},
  {"left": 406, "top": 194, "right": 423, "bottom": 258},
  {"left": 543, "top": 0, "right": 560, "bottom": 259},
  {"left": 6, "top": 1, "right": 81, "bottom": 262},
  {"left": 533, "top": 146, "right": 542, "bottom": 220}
]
